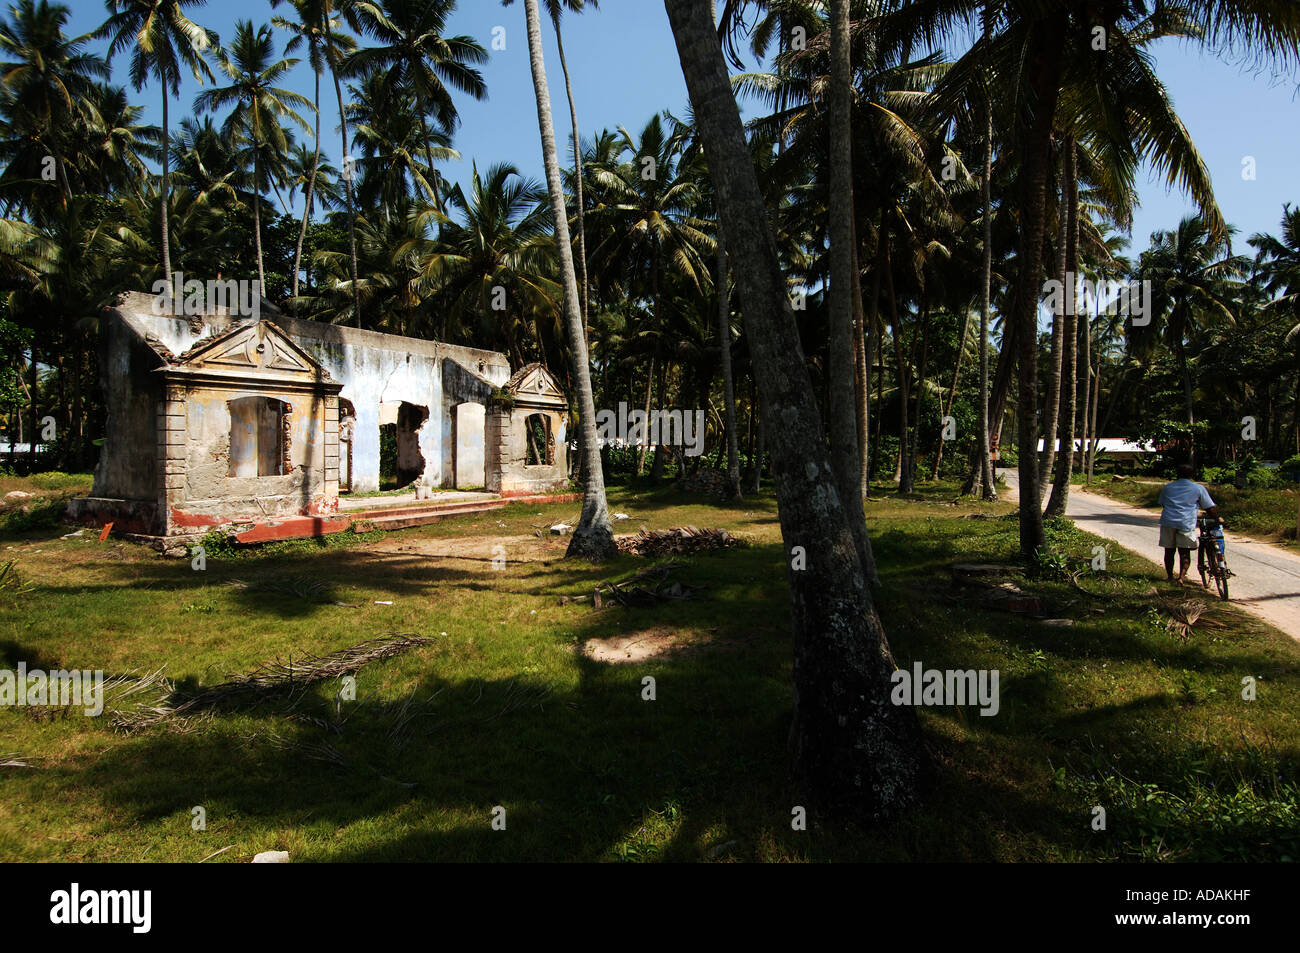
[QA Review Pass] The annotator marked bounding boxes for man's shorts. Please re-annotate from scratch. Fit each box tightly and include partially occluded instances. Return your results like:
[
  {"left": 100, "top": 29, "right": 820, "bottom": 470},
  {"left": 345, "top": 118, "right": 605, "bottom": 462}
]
[{"left": 1160, "top": 525, "right": 1197, "bottom": 549}]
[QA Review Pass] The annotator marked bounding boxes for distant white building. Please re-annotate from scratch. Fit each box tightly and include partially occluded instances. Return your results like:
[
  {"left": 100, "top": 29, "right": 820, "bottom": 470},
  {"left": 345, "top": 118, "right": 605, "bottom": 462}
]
[{"left": 1036, "top": 437, "right": 1151, "bottom": 460}]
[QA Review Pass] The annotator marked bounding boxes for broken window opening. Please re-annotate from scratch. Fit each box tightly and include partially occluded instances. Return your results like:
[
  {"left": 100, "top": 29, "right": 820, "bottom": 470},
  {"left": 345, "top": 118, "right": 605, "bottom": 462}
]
[
  {"left": 524, "top": 413, "right": 554, "bottom": 467},
  {"left": 228, "top": 396, "right": 291, "bottom": 477},
  {"left": 378, "top": 400, "right": 429, "bottom": 489}
]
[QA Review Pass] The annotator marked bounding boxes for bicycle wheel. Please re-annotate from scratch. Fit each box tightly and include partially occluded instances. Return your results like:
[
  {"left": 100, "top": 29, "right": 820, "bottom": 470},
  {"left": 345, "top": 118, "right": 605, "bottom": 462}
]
[
  {"left": 1214, "top": 559, "right": 1230, "bottom": 601},
  {"left": 1198, "top": 545, "right": 1210, "bottom": 589}
]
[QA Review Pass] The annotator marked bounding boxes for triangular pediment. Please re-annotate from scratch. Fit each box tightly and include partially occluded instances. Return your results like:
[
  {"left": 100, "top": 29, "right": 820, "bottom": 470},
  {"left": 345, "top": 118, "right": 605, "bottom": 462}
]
[
  {"left": 506, "top": 363, "right": 566, "bottom": 404},
  {"left": 177, "top": 321, "right": 327, "bottom": 379}
]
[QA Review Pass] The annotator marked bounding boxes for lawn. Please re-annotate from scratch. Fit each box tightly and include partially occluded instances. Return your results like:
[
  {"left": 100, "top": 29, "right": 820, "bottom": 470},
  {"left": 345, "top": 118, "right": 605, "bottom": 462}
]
[
  {"left": 1086, "top": 476, "right": 1300, "bottom": 551},
  {"left": 1, "top": 475, "right": 1297, "bottom": 862}
]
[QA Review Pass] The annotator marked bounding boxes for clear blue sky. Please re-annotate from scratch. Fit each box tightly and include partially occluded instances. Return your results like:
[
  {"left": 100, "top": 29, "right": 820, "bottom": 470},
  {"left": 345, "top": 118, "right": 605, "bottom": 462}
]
[{"left": 59, "top": 0, "right": 1300, "bottom": 254}]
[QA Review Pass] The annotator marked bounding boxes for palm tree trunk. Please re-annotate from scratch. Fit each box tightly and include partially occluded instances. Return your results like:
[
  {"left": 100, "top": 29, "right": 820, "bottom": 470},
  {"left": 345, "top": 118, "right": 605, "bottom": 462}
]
[
  {"left": 523, "top": 0, "right": 615, "bottom": 561},
  {"left": 1087, "top": 346, "right": 1102, "bottom": 481},
  {"left": 28, "top": 345, "right": 38, "bottom": 468},
  {"left": 664, "top": 0, "right": 923, "bottom": 815},
  {"left": 1045, "top": 137, "right": 1078, "bottom": 518},
  {"left": 885, "top": 235, "right": 910, "bottom": 492},
  {"left": 553, "top": 16, "right": 590, "bottom": 333},
  {"left": 253, "top": 149, "right": 266, "bottom": 291},
  {"left": 332, "top": 67, "right": 362, "bottom": 327},
  {"left": 418, "top": 115, "right": 442, "bottom": 208},
  {"left": 292, "top": 69, "right": 322, "bottom": 300},
  {"left": 1178, "top": 334, "right": 1197, "bottom": 464},
  {"left": 907, "top": 300, "right": 931, "bottom": 492},
  {"left": 718, "top": 226, "right": 741, "bottom": 497},
  {"left": 977, "top": 72, "right": 996, "bottom": 501},
  {"left": 961, "top": 307, "right": 1019, "bottom": 499},
  {"left": 160, "top": 89, "right": 172, "bottom": 281},
  {"left": 1040, "top": 159, "right": 1066, "bottom": 495},
  {"left": 853, "top": 223, "right": 870, "bottom": 497},
  {"left": 933, "top": 306, "right": 971, "bottom": 479},
  {"left": 827, "top": 0, "right": 870, "bottom": 573},
  {"left": 1011, "top": 16, "right": 1066, "bottom": 557}
]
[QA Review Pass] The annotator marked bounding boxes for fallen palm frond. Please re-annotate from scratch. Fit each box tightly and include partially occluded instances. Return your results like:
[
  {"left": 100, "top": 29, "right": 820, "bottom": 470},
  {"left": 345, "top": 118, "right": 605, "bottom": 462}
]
[
  {"left": 108, "top": 634, "right": 436, "bottom": 733},
  {"left": 596, "top": 563, "right": 701, "bottom": 608},
  {"left": 259, "top": 729, "right": 417, "bottom": 788},
  {"left": 0, "top": 560, "right": 34, "bottom": 597},
  {"left": 617, "top": 526, "right": 734, "bottom": 557},
  {"left": 1148, "top": 588, "right": 1226, "bottom": 641}
]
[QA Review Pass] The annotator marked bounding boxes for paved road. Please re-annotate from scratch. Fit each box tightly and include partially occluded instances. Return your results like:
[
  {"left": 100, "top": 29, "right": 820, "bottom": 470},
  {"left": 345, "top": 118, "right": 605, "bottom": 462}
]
[{"left": 999, "top": 468, "right": 1300, "bottom": 640}]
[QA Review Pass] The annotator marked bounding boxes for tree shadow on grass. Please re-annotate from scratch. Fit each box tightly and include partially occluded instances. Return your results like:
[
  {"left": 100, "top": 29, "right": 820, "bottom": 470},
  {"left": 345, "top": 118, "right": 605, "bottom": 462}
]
[{"left": 14, "top": 521, "right": 1298, "bottom": 861}]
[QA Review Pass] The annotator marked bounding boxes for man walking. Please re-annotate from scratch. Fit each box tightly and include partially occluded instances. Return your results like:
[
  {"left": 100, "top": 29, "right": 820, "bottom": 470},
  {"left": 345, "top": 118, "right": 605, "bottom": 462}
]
[{"left": 1158, "top": 463, "right": 1222, "bottom": 584}]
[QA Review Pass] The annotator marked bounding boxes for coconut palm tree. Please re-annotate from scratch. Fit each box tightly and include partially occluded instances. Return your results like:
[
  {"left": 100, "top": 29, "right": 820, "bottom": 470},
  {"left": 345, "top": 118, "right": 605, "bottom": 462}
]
[
  {"left": 0, "top": 0, "right": 110, "bottom": 215},
  {"left": 272, "top": 0, "right": 350, "bottom": 298},
  {"left": 826, "top": 0, "right": 870, "bottom": 569},
  {"left": 664, "top": 0, "right": 924, "bottom": 817},
  {"left": 268, "top": 0, "right": 360, "bottom": 322},
  {"left": 96, "top": 0, "right": 215, "bottom": 283},
  {"left": 585, "top": 113, "right": 714, "bottom": 474},
  {"left": 77, "top": 82, "right": 160, "bottom": 199},
  {"left": 346, "top": 68, "right": 457, "bottom": 210},
  {"left": 1138, "top": 215, "right": 1250, "bottom": 463},
  {"left": 409, "top": 162, "right": 559, "bottom": 362},
  {"left": 543, "top": 0, "right": 599, "bottom": 331},
  {"left": 517, "top": 0, "right": 615, "bottom": 561},
  {"left": 1250, "top": 204, "right": 1300, "bottom": 337},
  {"left": 194, "top": 19, "right": 312, "bottom": 291},
  {"left": 348, "top": 0, "right": 486, "bottom": 213},
  {"left": 875, "top": 0, "right": 1298, "bottom": 558}
]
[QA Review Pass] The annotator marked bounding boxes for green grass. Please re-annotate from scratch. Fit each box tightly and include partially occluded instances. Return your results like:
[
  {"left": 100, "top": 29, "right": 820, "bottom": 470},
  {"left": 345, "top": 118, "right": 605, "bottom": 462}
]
[
  {"left": 0, "top": 471, "right": 93, "bottom": 533},
  {"left": 0, "top": 475, "right": 1297, "bottom": 862},
  {"left": 1088, "top": 477, "right": 1300, "bottom": 552}
]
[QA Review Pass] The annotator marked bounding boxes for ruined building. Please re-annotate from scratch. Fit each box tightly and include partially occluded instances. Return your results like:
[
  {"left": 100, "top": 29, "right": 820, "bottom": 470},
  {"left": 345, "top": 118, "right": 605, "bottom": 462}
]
[{"left": 69, "top": 292, "right": 572, "bottom": 543}]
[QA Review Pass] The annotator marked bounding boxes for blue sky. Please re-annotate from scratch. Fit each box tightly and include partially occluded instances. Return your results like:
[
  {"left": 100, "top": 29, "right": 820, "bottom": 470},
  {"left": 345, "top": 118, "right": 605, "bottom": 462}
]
[{"left": 59, "top": 0, "right": 1300, "bottom": 255}]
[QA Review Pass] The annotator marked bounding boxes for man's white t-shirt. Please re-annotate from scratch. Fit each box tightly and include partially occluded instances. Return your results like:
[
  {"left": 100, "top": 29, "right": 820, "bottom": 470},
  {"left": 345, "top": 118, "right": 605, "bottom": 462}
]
[{"left": 1158, "top": 478, "right": 1215, "bottom": 532}]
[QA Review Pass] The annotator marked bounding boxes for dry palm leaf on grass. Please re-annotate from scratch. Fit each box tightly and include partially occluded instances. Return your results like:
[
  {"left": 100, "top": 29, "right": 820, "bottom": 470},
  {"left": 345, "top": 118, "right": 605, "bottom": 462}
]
[
  {"left": 108, "top": 634, "right": 436, "bottom": 733},
  {"left": 1147, "top": 587, "right": 1226, "bottom": 641},
  {"left": 559, "top": 561, "right": 702, "bottom": 608},
  {"left": 617, "top": 526, "right": 734, "bottom": 557}
]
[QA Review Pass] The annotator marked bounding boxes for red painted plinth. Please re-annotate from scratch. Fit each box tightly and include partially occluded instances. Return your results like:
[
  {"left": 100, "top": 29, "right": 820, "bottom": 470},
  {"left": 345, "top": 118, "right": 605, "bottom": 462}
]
[{"left": 234, "top": 516, "right": 352, "bottom": 544}]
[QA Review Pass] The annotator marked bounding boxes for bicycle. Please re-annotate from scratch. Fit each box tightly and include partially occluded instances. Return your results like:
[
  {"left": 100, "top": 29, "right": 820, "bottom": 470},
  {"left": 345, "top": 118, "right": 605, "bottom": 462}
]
[{"left": 1196, "top": 517, "right": 1230, "bottom": 601}]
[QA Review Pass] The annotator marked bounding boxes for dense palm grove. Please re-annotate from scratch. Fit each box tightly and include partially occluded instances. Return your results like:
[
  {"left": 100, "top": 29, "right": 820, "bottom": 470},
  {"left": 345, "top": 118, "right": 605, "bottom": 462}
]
[
  {"left": 1, "top": 0, "right": 1298, "bottom": 497},
  {"left": 3, "top": 0, "right": 1300, "bottom": 816}
]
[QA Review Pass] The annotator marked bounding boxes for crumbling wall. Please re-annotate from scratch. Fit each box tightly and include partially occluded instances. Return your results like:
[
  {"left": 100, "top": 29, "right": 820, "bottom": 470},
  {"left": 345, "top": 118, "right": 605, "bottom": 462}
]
[
  {"left": 270, "top": 318, "right": 509, "bottom": 492},
  {"left": 91, "top": 314, "right": 162, "bottom": 501},
  {"left": 102, "top": 300, "right": 513, "bottom": 495},
  {"left": 493, "top": 406, "right": 569, "bottom": 495},
  {"left": 174, "top": 385, "right": 327, "bottom": 527}
]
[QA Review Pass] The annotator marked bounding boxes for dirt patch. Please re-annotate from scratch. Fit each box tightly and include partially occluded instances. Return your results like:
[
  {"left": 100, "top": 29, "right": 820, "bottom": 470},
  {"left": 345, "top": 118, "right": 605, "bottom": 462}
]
[
  {"left": 582, "top": 627, "right": 714, "bottom": 664},
  {"left": 365, "top": 533, "right": 564, "bottom": 564}
]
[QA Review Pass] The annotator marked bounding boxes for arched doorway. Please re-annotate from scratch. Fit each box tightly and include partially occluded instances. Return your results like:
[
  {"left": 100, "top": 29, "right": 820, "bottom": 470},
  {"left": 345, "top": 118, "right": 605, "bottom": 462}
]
[{"left": 453, "top": 401, "right": 486, "bottom": 488}]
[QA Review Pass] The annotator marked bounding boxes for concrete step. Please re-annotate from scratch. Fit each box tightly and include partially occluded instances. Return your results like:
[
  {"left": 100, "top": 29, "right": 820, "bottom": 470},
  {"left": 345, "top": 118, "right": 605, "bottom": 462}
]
[
  {"left": 351, "top": 503, "right": 506, "bottom": 532},
  {"left": 347, "top": 500, "right": 507, "bottom": 521}
]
